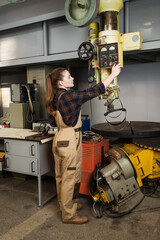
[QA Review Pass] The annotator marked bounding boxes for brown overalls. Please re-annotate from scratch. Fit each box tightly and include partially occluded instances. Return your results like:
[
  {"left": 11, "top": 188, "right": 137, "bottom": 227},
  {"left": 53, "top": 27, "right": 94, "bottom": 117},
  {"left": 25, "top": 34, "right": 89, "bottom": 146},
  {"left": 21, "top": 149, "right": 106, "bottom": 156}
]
[{"left": 52, "top": 94, "right": 82, "bottom": 220}]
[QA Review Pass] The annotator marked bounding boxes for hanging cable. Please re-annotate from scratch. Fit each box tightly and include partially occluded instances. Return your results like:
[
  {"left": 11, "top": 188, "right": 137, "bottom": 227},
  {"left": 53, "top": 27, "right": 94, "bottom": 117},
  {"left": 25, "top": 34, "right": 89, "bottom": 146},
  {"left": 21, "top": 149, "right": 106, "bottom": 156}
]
[
  {"left": 104, "top": 92, "right": 126, "bottom": 126},
  {"left": 24, "top": 85, "right": 34, "bottom": 123}
]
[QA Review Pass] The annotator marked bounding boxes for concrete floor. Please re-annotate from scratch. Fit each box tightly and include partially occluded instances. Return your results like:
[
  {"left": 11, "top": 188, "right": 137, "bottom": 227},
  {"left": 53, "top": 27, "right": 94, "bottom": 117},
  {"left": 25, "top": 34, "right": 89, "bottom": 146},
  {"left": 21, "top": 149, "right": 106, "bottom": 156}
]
[{"left": 0, "top": 172, "right": 160, "bottom": 240}]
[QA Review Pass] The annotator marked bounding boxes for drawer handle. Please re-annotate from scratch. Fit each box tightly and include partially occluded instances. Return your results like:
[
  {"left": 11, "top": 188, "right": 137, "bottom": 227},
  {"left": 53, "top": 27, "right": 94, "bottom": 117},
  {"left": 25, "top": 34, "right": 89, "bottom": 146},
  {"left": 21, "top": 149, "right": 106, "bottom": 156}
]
[
  {"left": 5, "top": 142, "right": 9, "bottom": 152},
  {"left": 31, "top": 161, "right": 35, "bottom": 172},
  {"left": 31, "top": 145, "right": 35, "bottom": 156}
]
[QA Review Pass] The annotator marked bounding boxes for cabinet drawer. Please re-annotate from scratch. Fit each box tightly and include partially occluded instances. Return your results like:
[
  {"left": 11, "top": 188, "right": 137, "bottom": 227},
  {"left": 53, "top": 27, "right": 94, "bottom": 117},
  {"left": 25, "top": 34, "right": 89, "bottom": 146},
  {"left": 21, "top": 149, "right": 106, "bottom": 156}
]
[
  {"left": 5, "top": 139, "right": 38, "bottom": 158},
  {"left": 5, "top": 154, "right": 38, "bottom": 175}
]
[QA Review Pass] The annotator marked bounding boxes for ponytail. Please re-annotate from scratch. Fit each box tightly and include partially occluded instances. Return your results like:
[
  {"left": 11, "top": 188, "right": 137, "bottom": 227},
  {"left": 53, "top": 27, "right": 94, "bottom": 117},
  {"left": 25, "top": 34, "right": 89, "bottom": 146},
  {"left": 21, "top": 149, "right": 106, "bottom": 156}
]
[
  {"left": 45, "top": 68, "right": 66, "bottom": 114},
  {"left": 45, "top": 74, "right": 54, "bottom": 115}
]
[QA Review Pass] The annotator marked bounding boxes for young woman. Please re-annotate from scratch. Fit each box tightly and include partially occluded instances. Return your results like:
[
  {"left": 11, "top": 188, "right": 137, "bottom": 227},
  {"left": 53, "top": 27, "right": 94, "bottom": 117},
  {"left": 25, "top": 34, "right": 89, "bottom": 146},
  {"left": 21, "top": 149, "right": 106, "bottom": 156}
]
[{"left": 45, "top": 64, "right": 121, "bottom": 224}]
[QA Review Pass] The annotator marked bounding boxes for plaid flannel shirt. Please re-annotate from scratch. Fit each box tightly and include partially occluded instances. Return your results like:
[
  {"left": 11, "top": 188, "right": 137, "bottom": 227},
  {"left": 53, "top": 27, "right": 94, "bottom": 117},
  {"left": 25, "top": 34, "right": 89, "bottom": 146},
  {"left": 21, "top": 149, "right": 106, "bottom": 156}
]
[{"left": 49, "top": 82, "right": 105, "bottom": 127}]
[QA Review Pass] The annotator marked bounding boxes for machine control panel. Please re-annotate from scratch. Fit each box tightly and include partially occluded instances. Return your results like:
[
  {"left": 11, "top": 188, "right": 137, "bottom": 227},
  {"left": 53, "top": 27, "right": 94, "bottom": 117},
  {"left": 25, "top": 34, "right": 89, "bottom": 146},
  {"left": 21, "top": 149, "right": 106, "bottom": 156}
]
[{"left": 97, "top": 43, "right": 119, "bottom": 68}]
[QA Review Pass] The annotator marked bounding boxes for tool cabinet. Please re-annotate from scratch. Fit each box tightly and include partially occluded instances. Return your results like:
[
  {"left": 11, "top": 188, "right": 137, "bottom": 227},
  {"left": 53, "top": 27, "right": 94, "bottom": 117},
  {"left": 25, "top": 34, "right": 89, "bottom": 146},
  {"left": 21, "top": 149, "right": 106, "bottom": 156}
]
[{"left": 2, "top": 137, "right": 55, "bottom": 208}]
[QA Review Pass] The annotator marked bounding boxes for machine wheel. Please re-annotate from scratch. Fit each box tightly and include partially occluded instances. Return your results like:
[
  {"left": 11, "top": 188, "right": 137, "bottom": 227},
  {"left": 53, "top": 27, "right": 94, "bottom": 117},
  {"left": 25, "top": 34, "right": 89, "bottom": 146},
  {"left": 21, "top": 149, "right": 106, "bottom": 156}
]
[{"left": 78, "top": 41, "right": 94, "bottom": 60}]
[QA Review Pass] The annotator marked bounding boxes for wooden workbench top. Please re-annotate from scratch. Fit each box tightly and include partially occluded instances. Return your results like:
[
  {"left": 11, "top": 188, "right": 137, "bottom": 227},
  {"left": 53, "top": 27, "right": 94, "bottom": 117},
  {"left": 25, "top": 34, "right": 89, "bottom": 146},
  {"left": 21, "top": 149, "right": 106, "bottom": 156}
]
[{"left": 0, "top": 128, "right": 54, "bottom": 143}]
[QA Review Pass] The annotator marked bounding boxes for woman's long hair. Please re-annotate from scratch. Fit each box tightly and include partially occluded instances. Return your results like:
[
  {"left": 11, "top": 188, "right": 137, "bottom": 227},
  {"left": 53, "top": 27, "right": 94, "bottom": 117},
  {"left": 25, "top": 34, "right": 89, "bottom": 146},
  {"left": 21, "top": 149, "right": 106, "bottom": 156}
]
[{"left": 45, "top": 67, "right": 66, "bottom": 114}]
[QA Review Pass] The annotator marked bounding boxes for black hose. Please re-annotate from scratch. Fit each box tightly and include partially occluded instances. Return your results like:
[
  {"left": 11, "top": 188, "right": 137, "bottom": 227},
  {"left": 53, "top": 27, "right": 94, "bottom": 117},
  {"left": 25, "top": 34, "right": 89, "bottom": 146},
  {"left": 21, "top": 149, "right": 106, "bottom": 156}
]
[
  {"left": 102, "top": 195, "right": 145, "bottom": 218},
  {"left": 141, "top": 179, "right": 159, "bottom": 197}
]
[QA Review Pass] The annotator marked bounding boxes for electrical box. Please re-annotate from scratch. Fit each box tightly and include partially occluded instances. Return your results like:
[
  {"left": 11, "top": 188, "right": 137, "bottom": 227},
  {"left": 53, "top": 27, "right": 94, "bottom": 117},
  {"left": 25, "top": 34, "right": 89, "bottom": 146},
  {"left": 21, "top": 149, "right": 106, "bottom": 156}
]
[
  {"left": 123, "top": 32, "right": 142, "bottom": 51},
  {"left": 97, "top": 43, "right": 119, "bottom": 68},
  {"left": 27, "top": 65, "right": 53, "bottom": 119},
  {"left": 9, "top": 102, "right": 40, "bottom": 129},
  {"left": 11, "top": 84, "right": 35, "bottom": 103}
]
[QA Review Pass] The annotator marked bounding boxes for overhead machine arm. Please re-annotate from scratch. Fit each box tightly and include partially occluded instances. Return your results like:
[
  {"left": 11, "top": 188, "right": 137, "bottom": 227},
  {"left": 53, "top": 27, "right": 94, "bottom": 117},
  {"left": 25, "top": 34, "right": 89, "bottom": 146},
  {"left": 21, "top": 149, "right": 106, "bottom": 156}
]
[{"left": 65, "top": 0, "right": 142, "bottom": 124}]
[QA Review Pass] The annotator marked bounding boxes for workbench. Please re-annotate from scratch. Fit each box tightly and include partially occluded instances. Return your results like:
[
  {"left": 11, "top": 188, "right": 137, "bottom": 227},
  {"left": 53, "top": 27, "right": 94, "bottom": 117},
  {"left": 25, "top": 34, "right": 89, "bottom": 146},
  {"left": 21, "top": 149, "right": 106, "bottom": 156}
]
[{"left": 0, "top": 128, "right": 56, "bottom": 208}]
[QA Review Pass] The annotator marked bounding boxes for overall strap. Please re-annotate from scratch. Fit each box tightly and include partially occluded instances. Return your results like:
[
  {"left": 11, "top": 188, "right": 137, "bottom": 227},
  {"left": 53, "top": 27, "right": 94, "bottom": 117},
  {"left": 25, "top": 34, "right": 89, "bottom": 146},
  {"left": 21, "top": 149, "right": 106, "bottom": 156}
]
[
  {"left": 51, "top": 92, "right": 64, "bottom": 117},
  {"left": 57, "top": 92, "right": 65, "bottom": 111}
]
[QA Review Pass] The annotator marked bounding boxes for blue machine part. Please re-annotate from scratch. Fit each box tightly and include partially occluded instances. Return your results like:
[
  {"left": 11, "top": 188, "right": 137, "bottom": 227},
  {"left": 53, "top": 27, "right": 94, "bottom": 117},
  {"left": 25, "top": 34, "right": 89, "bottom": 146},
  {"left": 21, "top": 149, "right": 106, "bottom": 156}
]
[{"left": 82, "top": 119, "right": 90, "bottom": 134}]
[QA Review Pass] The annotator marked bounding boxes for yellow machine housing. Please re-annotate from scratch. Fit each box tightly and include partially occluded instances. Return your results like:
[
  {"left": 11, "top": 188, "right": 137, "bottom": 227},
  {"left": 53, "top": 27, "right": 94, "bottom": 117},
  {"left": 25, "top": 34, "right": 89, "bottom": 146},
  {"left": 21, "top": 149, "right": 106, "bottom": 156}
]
[
  {"left": 99, "top": 0, "right": 123, "bottom": 13},
  {"left": 89, "top": 0, "right": 142, "bottom": 108},
  {"left": 122, "top": 143, "right": 160, "bottom": 187},
  {"left": 65, "top": 0, "right": 142, "bottom": 110}
]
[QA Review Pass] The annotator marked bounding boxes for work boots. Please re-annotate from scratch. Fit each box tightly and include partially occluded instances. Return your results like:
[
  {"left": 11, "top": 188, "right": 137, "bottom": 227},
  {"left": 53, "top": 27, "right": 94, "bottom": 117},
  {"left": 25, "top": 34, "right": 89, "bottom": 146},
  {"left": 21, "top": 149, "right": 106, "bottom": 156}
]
[{"left": 62, "top": 215, "right": 88, "bottom": 224}]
